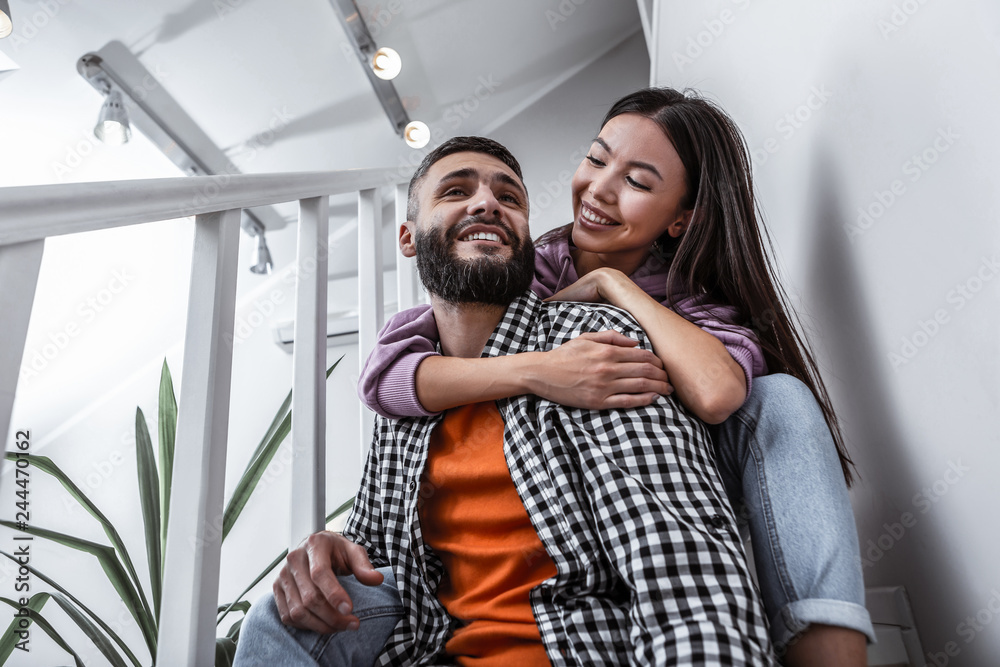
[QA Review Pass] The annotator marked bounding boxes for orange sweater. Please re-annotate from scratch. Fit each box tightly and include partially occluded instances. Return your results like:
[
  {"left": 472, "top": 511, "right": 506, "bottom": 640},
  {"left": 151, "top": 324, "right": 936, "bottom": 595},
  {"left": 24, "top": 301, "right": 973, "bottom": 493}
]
[{"left": 419, "top": 402, "right": 557, "bottom": 666}]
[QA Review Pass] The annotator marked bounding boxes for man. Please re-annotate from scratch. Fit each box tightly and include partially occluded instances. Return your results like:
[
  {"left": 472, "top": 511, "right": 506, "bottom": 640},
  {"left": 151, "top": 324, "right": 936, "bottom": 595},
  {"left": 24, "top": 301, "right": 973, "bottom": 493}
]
[{"left": 236, "top": 137, "right": 775, "bottom": 666}]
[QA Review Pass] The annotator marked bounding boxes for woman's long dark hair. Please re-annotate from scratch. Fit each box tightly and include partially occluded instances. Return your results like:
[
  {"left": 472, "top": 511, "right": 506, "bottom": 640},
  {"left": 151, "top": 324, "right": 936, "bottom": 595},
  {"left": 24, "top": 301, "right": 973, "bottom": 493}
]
[{"left": 545, "top": 87, "right": 855, "bottom": 484}]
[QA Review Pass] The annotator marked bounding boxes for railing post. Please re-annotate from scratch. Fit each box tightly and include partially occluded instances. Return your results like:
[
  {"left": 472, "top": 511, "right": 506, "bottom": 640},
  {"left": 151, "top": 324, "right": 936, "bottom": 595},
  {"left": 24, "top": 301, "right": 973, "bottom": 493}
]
[
  {"left": 395, "top": 182, "right": 419, "bottom": 311},
  {"left": 158, "top": 207, "right": 241, "bottom": 666},
  {"left": 290, "top": 196, "right": 329, "bottom": 546},
  {"left": 357, "top": 188, "right": 383, "bottom": 458},
  {"left": 0, "top": 240, "right": 45, "bottom": 455}
]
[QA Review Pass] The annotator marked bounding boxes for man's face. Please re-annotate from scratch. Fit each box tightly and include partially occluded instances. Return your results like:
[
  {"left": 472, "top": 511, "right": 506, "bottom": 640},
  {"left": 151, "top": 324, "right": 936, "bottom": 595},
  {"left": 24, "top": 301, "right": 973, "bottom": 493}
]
[{"left": 403, "top": 151, "right": 534, "bottom": 306}]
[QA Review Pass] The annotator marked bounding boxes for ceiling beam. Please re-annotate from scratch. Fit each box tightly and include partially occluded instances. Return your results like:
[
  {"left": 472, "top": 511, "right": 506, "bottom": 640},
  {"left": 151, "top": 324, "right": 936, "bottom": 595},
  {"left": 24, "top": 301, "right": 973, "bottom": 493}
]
[{"left": 328, "top": 0, "right": 410, "bottom": 137}]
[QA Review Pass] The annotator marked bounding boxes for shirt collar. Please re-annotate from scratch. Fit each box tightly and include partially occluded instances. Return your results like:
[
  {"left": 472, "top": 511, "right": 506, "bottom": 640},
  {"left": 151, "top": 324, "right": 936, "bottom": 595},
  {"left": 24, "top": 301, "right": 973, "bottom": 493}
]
[{"left": 480, "top": 291, "right": 541, "bottom": 360}]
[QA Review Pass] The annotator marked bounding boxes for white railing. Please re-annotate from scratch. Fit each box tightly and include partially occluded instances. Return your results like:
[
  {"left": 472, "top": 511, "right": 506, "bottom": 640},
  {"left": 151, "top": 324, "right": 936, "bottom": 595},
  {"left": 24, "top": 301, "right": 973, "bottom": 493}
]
[{"left": 0, "top": 168, "right": 416, "bottom": 666}]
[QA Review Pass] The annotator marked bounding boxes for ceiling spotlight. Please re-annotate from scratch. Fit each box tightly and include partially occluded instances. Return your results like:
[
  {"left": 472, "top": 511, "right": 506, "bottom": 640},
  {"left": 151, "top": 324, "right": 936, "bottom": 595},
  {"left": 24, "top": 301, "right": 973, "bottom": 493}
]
[
  {"left": 371, "top": 47, "right": 402, "bottom": 81},
  {"left": 94, "top": 88, "right": 132, "bottom": 145},
  {"left": 404, "top": 121, "right": 430, "bottom": 149},
  {"left": 0, "top": 0, "right": 12, "bottom": 39},
  {"left": 250, "top": 231, "right": 273, "bottom": 274}
]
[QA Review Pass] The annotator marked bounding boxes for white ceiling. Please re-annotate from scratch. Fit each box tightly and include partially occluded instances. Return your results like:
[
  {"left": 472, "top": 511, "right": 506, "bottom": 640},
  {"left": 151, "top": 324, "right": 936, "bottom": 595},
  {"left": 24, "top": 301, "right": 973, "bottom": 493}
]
[
  {"left": 0, "top": 0, "right": 644, "bottom": 268},
  {"left": 0, "top": 0, "right": 641, "bottom": 178}
]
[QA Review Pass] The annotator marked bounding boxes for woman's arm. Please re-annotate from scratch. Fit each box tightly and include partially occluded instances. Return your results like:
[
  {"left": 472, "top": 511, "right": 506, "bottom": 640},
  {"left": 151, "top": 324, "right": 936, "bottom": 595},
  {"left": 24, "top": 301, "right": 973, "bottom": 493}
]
[
  {"left": 361, "top": 305, "right": 673, "bottom": 417},
  {"left": 415, "top": 331, "right": 672, "bottom": 412},
  {"left": 546, "top": 267, "right": 747, "bottom": 424}
]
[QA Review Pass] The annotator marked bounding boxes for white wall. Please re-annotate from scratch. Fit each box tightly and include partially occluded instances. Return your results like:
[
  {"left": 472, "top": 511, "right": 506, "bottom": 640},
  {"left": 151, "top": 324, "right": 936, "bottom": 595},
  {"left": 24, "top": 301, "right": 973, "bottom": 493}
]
[
  {"left": 654, "top": 1, "right": 1000, "bottom": 664},
  {"left": 493, "top": 32, "right": 652, "bottom": 238}
]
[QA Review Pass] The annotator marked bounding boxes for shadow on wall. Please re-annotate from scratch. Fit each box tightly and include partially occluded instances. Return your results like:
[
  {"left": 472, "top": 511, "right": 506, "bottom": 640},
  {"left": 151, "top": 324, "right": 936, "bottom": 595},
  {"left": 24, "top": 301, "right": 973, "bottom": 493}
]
[{"left": 803, "top": 145, "right": 969, "bottom": 652}]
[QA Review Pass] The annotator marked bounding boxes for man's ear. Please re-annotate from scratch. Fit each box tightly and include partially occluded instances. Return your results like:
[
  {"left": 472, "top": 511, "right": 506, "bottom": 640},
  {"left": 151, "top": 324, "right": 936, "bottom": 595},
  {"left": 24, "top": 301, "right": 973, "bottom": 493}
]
[
  {"left": 665, "top": 209, "right": 694, "bottom": 239},
  {"left": 399, "top": 221, "right": 417, "bottom": 258}
]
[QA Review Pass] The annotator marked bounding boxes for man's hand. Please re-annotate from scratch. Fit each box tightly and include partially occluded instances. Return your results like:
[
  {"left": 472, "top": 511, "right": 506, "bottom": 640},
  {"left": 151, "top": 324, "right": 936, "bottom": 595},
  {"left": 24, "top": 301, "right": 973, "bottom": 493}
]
[
  {"left": 273, "top": 531, "right": 384, "bottom": 634},
  {"left": 525, "top": 331, "right": 673, "bottom": 409}
]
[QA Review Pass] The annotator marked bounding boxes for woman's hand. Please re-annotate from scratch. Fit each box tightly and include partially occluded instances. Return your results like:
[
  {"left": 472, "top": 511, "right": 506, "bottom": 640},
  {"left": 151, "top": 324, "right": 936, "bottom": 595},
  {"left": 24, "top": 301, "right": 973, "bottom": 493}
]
[
  {"left": 546, "top": 267, "right": 747, "bottom": 423},
  {"left": 544, "top": 267, "right": 633, "bottom": 305},
  {"left": 523, "top": 330, "right": 673, "bottom": 409}
]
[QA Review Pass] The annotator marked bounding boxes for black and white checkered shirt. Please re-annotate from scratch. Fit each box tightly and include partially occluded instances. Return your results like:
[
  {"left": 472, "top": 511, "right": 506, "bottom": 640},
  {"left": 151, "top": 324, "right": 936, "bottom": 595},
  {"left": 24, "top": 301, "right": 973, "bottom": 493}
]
[{"left": 344, "top": 291, "right": 775, "bottom": 665}]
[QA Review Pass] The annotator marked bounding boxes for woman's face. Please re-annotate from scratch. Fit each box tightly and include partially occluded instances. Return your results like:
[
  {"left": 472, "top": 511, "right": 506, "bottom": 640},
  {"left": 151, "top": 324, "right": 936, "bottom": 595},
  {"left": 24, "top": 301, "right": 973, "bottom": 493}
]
[{"left": 570, "top": 113, "right": 692, "bottom": 267}]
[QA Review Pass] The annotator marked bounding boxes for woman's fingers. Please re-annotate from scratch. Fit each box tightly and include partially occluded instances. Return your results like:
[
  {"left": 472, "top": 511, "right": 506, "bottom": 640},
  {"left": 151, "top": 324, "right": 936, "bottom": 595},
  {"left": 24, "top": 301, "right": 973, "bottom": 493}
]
[
  {"left": 545, "top": 282, "right": 600, "bottom": 303},
  {"left": 599, "top": 392, "right": 664, "bottom": 409},
  {"left": 531, "top": 332, "right": 675, "bottom": 408},
  {"left": 606, "top": 375, "right": 674, "bottom": 397},
  {"left": 575, "top": 330, "right": 641, "bottom": 347},
  {"left": 571, "top": 332, "right": 666, "bottom": 369}
]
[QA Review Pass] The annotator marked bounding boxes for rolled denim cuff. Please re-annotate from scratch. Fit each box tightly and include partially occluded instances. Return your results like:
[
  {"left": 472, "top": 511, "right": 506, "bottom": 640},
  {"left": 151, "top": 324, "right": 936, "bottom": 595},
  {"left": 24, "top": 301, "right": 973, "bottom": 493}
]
[{"left": 772, "top": 598, "right": 877, "bottom": 651}]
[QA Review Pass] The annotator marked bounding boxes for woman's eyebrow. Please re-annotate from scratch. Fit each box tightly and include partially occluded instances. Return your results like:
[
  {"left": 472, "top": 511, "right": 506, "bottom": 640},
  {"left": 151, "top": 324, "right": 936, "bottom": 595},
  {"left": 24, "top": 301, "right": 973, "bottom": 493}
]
[{"left": 593, "top": 137, "right": 663, "bottom": 180}]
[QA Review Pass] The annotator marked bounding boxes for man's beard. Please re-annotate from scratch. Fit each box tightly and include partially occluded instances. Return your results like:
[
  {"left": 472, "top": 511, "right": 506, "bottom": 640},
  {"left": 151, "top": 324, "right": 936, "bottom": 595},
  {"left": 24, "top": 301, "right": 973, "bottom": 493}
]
[{"left": 414, "top": 216, "right": 535, "bottom": 307}]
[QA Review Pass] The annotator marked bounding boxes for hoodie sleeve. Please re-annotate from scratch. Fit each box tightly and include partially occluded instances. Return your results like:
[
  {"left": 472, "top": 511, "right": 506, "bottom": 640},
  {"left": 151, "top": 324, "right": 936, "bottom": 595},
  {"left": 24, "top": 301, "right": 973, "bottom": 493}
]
[
  {"left": 357, "top": 304, "right": 442, "bottom": 419},
  {"left": 669, "top": 295, "right": 768, "bottom": 396}
]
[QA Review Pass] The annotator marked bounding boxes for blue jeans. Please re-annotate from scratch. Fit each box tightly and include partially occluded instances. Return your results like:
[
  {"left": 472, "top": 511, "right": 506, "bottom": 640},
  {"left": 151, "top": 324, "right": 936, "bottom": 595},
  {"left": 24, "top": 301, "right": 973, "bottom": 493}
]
[
  {"left": 709, "top": 373, "right": 875, "bottom": 650},
  {"left": 233, "top": 567, "right": 402, "bottom": 667}
]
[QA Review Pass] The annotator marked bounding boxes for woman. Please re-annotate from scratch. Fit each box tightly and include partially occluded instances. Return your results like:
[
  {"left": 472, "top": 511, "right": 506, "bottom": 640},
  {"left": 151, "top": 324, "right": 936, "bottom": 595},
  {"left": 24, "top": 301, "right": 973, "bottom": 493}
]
[{"left": 360, "top": 88, "right": 873, "bottom": 665}]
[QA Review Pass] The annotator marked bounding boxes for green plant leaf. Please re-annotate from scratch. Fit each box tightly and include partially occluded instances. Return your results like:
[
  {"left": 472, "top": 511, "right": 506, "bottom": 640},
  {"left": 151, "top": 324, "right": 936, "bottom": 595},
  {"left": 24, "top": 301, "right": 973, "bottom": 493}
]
[
  {"left": 135, "top": 407, "right": 162, "bottom": 623},
  {"left": 0, "top": 550, "right": 142, "bottom": 667},
  {"left": 226, "top": 616, "right": 245, "bottom": 642},
  {"left": 215, "top": 636, "right": 237, "bottom": 667},
  {"left": 327, "top": 497, "right": 354, "bottom": 525},
  {"left": 0, "top": 593, "right": 85, "bottom": 667},
  {"left": 222, "top": 411, "right": 290, "bottom": 542},
  {"left": 216, "top": 600, "right": 251, "bottom": 616},
  {"left": 0, "top": 592, "right": 50, "bottom": 662},
  {"left": 2, "top": 454, "right": 156, "bottom": 643},
  {"left": 222, "top": 358, "right": 342, "bottom": 541},
  {"left": 240, "top": 389, "right": 292, "bottom": 478},
  {"left": 158, "top": 359, "right": 177, "bottom": 576},
  {"left": 0, "top": 521, "right": 157, "bottom": 656},
  {"left": 46, "top": 591, "right": 131, "bottom": 667}
]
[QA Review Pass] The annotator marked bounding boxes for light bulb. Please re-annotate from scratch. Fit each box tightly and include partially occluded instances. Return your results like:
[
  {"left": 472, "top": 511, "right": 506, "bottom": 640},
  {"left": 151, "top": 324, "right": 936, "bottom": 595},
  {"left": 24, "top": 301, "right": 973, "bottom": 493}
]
[
  {"left": 371, "top": 47, "right": 402, "bottom": 80},
  {"left": 404, "top": 121, "right": 430, "bottom": 149}
]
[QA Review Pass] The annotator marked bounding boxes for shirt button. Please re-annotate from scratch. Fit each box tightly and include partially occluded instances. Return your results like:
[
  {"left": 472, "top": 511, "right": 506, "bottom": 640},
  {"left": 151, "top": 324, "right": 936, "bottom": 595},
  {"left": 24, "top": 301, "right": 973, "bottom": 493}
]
[
  {"left": 408, "top": 480, "right": 416, "bottom": 491},
  {"left": 708, "top": 515, "right": 727, "bottom": 532}
]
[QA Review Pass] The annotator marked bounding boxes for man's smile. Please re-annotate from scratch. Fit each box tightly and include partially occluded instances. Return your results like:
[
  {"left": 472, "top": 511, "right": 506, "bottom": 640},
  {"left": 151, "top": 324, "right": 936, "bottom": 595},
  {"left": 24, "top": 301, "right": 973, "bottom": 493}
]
[{"left": 454, "top": 222, "right": 510, "bottom": 246}]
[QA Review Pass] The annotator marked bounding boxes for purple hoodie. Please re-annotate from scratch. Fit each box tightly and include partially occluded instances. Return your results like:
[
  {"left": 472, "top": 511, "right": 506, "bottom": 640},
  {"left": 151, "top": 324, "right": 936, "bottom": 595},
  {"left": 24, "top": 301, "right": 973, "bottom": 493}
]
[{"left": 358, "top": 234, "right": 767, "bottom": 419}]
